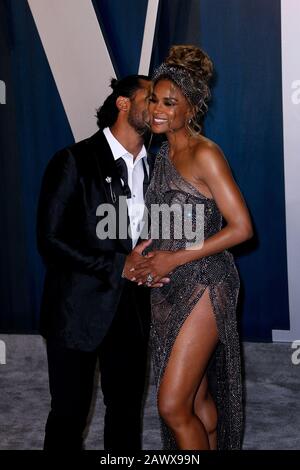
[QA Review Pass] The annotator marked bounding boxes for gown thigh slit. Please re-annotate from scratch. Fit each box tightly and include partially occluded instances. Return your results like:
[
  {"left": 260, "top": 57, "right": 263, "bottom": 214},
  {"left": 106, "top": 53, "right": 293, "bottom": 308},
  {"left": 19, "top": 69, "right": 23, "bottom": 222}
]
[
  {"left": 157, "top": 286, "right": 219, "bottom": 449},
  {"left": 145, "top": 143, "right": 243, "bottom": 450}
]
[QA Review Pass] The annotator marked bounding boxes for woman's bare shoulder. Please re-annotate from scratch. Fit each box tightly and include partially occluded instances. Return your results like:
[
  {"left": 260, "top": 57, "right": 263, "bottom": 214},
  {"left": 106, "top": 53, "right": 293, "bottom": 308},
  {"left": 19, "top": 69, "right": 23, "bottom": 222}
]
[{"left": 192, "top": 136, "right": 228, "bottom": 175}]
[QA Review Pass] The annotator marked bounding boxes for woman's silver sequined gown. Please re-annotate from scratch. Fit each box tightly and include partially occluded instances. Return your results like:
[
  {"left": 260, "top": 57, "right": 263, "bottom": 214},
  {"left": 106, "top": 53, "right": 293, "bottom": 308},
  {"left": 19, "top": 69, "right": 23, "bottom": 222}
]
[{"left": 145, "top": 142, "right": 243, "bottom": 450}]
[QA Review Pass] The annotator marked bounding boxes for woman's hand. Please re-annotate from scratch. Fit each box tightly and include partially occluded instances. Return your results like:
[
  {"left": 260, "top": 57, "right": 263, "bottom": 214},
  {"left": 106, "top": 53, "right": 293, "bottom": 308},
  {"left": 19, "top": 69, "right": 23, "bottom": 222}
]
[{"left": 132, "top": 250, "right": 179, "bottom": 286}]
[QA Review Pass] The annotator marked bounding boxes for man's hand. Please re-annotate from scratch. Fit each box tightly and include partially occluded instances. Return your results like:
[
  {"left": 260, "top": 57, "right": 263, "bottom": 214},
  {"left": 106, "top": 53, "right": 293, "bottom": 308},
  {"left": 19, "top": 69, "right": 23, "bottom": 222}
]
[
  {"left": 132, "top": 249, "right": 178, "bottom": 286},
  {"left": 123, "top": 239, "right": 170, "bottom": 288}
]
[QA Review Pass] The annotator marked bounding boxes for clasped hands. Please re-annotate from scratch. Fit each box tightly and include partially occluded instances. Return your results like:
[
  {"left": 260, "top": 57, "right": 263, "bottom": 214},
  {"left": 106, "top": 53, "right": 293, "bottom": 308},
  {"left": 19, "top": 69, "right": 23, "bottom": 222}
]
[{"left": 123, "top": 239, "right": 177, "bottom": 288}]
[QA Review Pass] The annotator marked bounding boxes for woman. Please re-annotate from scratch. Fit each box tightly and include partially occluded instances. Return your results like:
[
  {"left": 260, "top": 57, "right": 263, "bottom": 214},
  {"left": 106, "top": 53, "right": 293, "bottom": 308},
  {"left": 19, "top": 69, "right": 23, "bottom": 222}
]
[{"left": 132, "top": 45, "right": 253, "bottom": 450}]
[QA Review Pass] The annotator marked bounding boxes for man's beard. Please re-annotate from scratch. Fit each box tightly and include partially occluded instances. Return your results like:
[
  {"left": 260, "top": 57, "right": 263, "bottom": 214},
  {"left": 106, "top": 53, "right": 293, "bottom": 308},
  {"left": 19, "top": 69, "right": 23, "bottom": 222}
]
[{"left": 128, "top": 107, "right": 150, "bottom": 136}]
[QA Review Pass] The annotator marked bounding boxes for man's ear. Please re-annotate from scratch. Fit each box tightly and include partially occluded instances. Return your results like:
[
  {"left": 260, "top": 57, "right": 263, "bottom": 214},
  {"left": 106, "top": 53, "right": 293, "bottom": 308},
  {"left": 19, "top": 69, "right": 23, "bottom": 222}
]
[{"left": 116, "top": 96, "right": 129, "bottom": 112}]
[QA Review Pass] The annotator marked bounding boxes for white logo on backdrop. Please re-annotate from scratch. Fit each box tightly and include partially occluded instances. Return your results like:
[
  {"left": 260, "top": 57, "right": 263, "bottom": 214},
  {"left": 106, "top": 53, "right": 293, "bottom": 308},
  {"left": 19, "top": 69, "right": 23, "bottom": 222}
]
[
  {"left": 272, "top": 0, "right": 300, "bottom": 342},
  {"left": 291, "top": 80, "right": 300, "bottom": 105},
  {"left": 28, "top": 0, "right": 159, "bottom": 141}
]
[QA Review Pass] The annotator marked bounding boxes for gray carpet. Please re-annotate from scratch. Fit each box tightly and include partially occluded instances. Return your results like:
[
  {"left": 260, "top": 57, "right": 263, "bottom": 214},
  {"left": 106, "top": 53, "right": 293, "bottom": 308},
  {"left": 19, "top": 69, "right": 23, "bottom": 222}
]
[{"left": 0, "top": 335, "right": 299, "bottom": 450}]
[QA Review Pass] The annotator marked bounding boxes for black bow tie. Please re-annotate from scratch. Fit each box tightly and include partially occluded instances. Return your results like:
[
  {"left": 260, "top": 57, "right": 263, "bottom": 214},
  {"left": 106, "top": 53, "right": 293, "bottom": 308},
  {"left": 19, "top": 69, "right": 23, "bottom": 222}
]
[
  {"left": 115, "top": 157, "right": 131, "bottom": 198},
  {"left": 115, "top": 157, "right": 149, "bottom": 199}
]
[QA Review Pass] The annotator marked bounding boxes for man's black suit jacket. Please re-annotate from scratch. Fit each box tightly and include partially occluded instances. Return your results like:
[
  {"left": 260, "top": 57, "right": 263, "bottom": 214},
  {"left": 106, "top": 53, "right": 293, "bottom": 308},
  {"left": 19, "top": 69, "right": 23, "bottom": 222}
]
[{"left": 37, "top": 130, "right": 154, "bottom": 351}]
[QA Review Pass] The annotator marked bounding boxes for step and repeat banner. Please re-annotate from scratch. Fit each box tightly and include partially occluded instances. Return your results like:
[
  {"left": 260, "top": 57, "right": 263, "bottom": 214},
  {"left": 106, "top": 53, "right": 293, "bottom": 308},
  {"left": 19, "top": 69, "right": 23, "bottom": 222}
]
[{"left": 0, "top": 0, "right": 299, "bottom": 341}]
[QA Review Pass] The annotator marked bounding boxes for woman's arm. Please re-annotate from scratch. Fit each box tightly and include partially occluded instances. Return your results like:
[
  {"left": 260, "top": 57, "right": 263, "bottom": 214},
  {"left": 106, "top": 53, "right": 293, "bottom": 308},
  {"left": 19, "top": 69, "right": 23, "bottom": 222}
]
[{"left": 175, "top": 141, "right": 253, "bottom": 266}]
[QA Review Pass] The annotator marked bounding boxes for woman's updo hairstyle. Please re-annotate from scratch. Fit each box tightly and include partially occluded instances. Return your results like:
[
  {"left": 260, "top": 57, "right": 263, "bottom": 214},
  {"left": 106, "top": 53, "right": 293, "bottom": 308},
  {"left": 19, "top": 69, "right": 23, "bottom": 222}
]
[{"left": 153, "top": 44, "right": 213, "bottom": 135}]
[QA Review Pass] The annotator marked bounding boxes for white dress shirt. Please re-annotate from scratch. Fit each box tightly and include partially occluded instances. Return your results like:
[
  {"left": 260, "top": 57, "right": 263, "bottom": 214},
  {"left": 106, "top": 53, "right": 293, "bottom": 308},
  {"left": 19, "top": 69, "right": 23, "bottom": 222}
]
[{"left": 103, "top": 127, "right": 149, "bottom": 248}]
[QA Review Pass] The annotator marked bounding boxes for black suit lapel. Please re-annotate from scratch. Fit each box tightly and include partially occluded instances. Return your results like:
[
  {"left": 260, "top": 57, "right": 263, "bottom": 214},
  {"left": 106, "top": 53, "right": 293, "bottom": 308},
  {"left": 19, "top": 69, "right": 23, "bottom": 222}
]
[{"left": 89, "top": 130, "right": 132, "bottom": 253}]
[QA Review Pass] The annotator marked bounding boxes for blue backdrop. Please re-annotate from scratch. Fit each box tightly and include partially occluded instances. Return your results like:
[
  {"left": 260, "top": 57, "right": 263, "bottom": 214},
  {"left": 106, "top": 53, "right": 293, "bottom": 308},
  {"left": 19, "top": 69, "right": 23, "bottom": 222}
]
[{"left": 0, "top": 0, "right": 289, "bottom": 340}]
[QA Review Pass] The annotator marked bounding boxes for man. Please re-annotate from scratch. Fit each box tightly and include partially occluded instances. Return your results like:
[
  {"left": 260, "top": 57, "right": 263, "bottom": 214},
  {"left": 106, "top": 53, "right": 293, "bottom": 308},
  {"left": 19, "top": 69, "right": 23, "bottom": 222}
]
[{"left": 37, "top": 75, "right": 167, "bottom": 451}]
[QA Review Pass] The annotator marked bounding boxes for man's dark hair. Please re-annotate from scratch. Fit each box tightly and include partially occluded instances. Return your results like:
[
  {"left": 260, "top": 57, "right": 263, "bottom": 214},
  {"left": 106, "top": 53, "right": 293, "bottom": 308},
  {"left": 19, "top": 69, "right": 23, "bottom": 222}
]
[{"left": 96, "top": 74, "right": 150, "bottom": 129}]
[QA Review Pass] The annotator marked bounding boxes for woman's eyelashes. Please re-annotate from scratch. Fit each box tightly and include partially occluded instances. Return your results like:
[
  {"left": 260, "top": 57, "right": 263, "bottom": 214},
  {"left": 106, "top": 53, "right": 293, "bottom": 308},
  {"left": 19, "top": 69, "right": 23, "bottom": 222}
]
[
  {"left": 149, "top": 96, "right": 176, "bottom": 107},
  {"left": 164, "top": 100, "right": 176, "bottom": 107}
]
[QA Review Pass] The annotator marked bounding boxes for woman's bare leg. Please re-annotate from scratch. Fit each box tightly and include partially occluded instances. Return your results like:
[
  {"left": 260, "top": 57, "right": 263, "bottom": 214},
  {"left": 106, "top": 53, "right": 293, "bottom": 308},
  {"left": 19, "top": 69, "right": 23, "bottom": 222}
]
[
  {"left": 157, "top": 288, "right": 218, "bottom": 450},
  {"left": 194, "top": 375, "right": 218, "bottom": 449}
]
